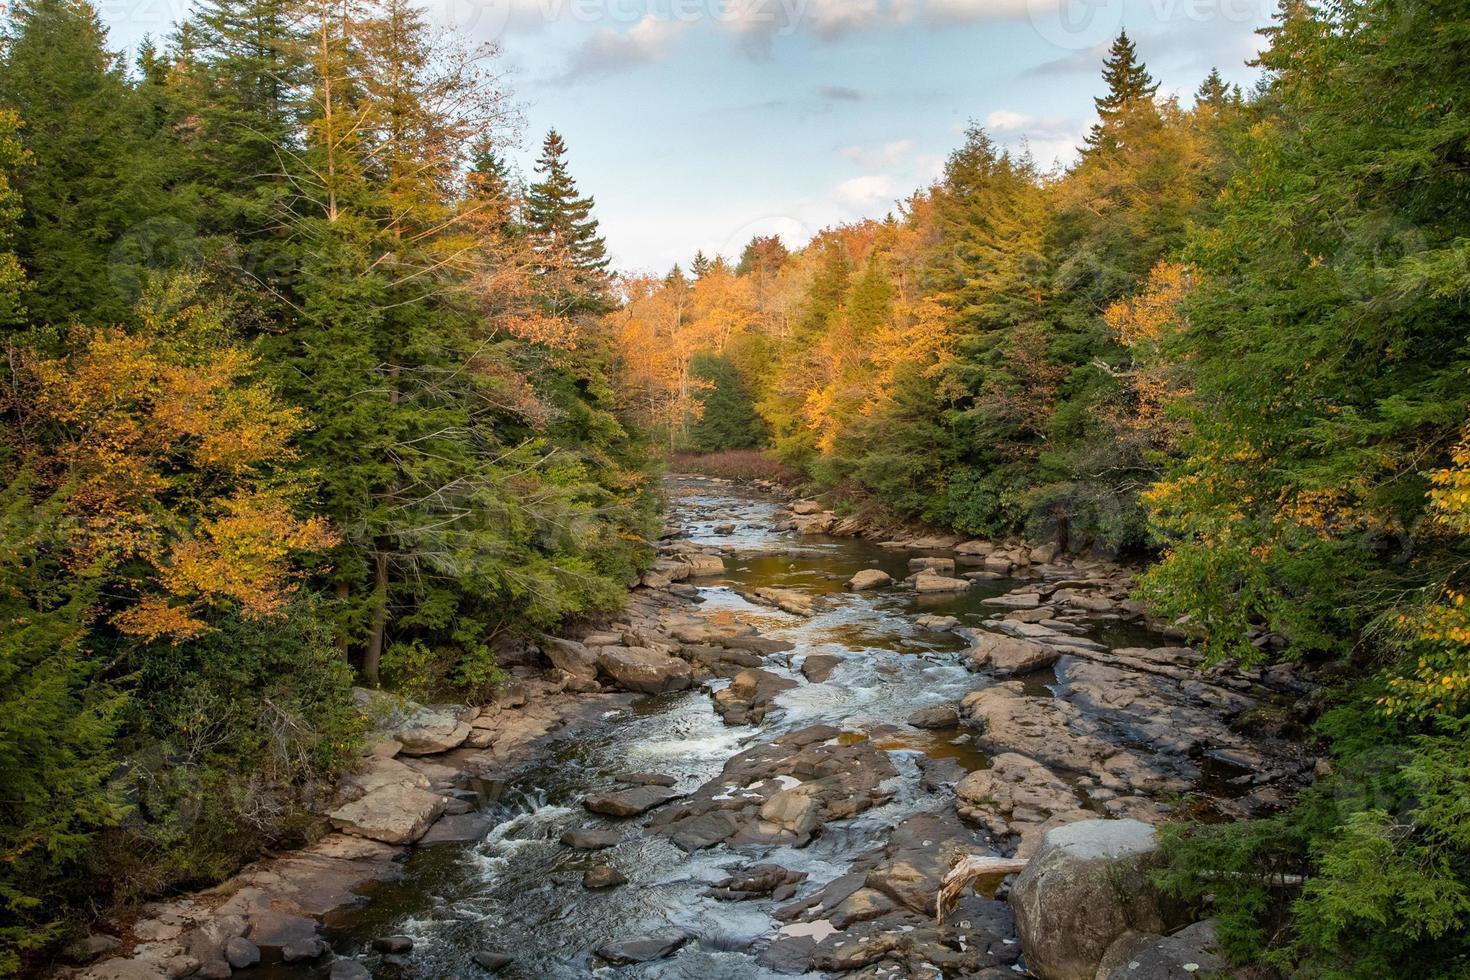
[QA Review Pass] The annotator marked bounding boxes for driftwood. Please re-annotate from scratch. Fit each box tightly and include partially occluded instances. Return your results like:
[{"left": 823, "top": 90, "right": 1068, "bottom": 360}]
[{"left": 936, "top": 854, "right": 1029, "bottom": 921}]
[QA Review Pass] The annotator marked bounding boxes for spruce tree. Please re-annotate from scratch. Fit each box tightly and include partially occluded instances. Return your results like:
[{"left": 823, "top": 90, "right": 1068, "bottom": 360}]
[
  {"left": 172, "top": 0, "right": 308, "bottom": 238},
  {"left": 691, "top": 249, "right": 711, "bottom": 278},
  {"left": 0, "top": 0, "right": 171, "bottom": 324},
  {"left": 524, "top": 129, "right": 610, "bottom": 313},
  {"left": 1084, "top": 30, "right": 1159, "bottom": 153}
]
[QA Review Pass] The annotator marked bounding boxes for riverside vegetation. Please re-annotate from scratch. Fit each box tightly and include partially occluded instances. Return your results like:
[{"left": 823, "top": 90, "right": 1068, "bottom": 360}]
[{"left": 0, "top": 0, "right": 1468, "bottom": 977}]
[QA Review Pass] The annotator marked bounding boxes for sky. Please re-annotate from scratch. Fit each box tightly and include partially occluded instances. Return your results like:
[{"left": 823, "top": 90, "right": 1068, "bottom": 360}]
[{"left": 97, "top": 0, "right": 1280, "bottom": 273}]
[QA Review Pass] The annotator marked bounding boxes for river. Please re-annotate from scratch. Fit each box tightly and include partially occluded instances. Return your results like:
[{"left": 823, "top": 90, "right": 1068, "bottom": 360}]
[{"left": 274, "top": 475, "right": 1251, "bottom": 979}]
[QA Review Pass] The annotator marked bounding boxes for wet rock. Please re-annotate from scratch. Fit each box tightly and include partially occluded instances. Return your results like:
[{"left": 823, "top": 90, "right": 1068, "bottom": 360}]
[
  {"left": 183, "top": 913, "right": 248, "bottom": 977},
  {"left": 907, "top": 704, "right": 959, "bottom": 729},
  {"left": 328, "top": 784, "right": 448, "bottom": 844},
  {"left": 863, "top": 810, "right": 984, "bottom": 914},
  {"left": 914, "top": 614, "right": 959, "bottom": 631},
  {"left": 472, "top": 949, "right": 513, "bottom": 970},
  {"left": 683, "top": 553, "right": 727, "bottom": 577},
  {"left": 848, "top": 568, "right": 893, "bottom": 590},
  {"left": 908, "top": 556, "right": 956, "bottom": 575},
  {"left": 704, "top": 863, "right": 808, "bottom": 901},
  {"left": 595, "top": 932, "right": 690, "bottom": 965},
  {"left": 582, "top": 866, "right": 627, "bottom": 889},
  {"left": 801, "top": 654, "right": 842, "bottom": 683},
  {"left": 665, "top": 809, "right": 743, "bottom": 851},
  {"left": 745, "top": 586, "right": 824, "bottom": 616},
  {"left": 966, "top": 632, "right": 1061, "bottom": 677},
  {"left": 914, "top": 573, "right": 972, "bottom": 593},
  {"left": 328, "top": 959, "right": 370, "bottom": 980},
  {"left": 595, "top": 645, "right": 693, "bottom": 694},
  {"left": 955, "top": 753, "right": 1090, "bottom": 857},
  {"left": 916, "top": 755, "right": 967, "bottom": 793},
  {"left": 419, "top": 811, "right": 494, "bottom": 844},
  {"left": 615, "top": 770, "right": 677, "bottom": 786},
  {"left": 246, "top": 909, "right": 322, "bottom": 954},
  {"left": 561, "top": 826, "right": 621, "bottom": 850},
  {"left": 982, "top": 591, "right": 1042, "bottom": 609},
  {"left": 650, "top": 725, "right": 896, "bottom": 850},
  {"left": 960, "top": 682, "right": 1115, "bottom": 775},
  {"left": 223, "top": 938, "right": 259, "bottom": 970},
  {"left": 583, "top": 785, "right": 681, "bottom": 817},
  {"left": 281, "top": 938, "right": 329, "bottom": 963},
  {"left": 1096, "top": 919, "right": 1230, "bottom": 980},
  {"left": 713, "top": 667, "right": 798, "bottom": 725},
  {"left": 372, "top": 936, "right": 413, "bottom": 953},
  {"left": 1010, "top": 819, "right": 1185, "bottom": 980}
]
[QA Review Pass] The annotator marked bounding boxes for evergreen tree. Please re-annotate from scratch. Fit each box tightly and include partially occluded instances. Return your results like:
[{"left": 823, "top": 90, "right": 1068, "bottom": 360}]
[
  {"left": 171, "top": 0, "right": 308, "bottom": 241},
  {"left": 0, "top": 0, "right": 172, "bottom": 324},
  {"left": 690, "top": 249, "right": 711, "bottom": 278},
  {"left": 524, "top": 129, "right": 610, "bottom": 313},
  {"left": 1084, "top": 30, "right": 1160, "bottom": 154},
  {"left": 688, "top": 352, "right": 765, "bottom": 451}
]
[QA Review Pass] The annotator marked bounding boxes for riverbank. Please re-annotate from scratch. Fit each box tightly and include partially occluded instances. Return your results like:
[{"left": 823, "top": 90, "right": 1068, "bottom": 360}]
[{"left": 71, "top": 476, "right": 1320, "bottom": 979}]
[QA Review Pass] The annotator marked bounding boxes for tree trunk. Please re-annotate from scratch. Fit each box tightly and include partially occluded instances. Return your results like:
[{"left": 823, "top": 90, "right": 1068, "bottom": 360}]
[{"left": 363, "top": 550, "right": 389, "bottom": 686}]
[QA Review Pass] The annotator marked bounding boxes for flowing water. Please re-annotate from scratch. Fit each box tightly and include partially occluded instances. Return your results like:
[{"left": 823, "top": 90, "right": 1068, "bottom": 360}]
[{"left": 277, "top": 477, "right": 1166, "bottom": 979}]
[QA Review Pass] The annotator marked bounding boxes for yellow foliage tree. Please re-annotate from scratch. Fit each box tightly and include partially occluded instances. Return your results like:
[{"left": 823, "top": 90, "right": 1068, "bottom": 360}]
[{"left": 23, "top": 283, "right": 335, "bottom": 641}]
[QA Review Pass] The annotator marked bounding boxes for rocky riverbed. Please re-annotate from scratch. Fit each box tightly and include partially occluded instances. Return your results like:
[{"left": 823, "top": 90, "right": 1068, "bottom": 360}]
[{"left": 72, "top": 476, "right": 1318, "bottom": 980}]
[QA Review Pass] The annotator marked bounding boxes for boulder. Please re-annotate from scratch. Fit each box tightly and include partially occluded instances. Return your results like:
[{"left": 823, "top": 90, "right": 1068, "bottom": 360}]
[
  {"left": 595, "top": 645, "right": 693, "bottom": 694},
  {"left": 595, "top": 933, "right": 690, "bottom": 965},
  {"left": 967, "top": 632, "right": 1061, "bottom": 677},
  {"left": 915, "top": 614, "right": 960, "bottom": 631},
  {"left": 848, "top": 568, "right": 893, "bottom": 590},
  {"left": 713, "top": 667, "right": 798, "bottom": 725},
  {"left": 758, "top": 785, "right": 824, "bottom": 837},
  {"left": 678, "top": 553, "right": 725, "bottom": 577},
  {"left": 914, "top": 573, "right": 972, "bottom": 593},
  {"left": 1029, "top": 542, "right": 1061, "bottom": 564},
  {"left": 223, "top": 938, "right": 259, "bottom": 970},
  {"left": 1009, "top": 819, "right": 1185, "bottom": 980},
  {"left": 583, "top": 785, "right": 681, "bottom": 817},
  {"left": 543, "top": 637, "right": 598, "bottom": 680},
  {"left": 955, "top": 753, "right": 1090, "bottom": 856},
  {"left": 909, "top": 556, "right": 956, "bottom": 575},
  {"left": 328, "top": 960, "right": 370, "bottom": 980},
  {"left": 1095, "top": 919, "right": 1230, "bottom": 980},
  {"left": 560, "top": 827, "right": 621, "bottom": 850},
  {"left": 982, "top": 592, "right": 1043, "bottom": 609},
  {"left": 394, "top": 710, "right": 470, "bottom": 756},
  {"left": 328, "top": 784, "right": 448, "bottom": 844},
  {"left": 907, "top": 704, "right": 959, "bottom": 729},
  {"left": 790, "top": 500, "right": 825, "bottom": 515},
  {"left": 747, "top": 587, "right": 823, "bottom": 616},
  {"left": 955, "top": 539, "right": 994, "bottom": 555},
  {"left": 582, "top": 866, "right": 627, "bottom": 889},
  {"left": 801, "top": 654, "right": 842, "bottom": 683},
  {"left": 472, "top": 950, "right": 513, "bottom": 971}
]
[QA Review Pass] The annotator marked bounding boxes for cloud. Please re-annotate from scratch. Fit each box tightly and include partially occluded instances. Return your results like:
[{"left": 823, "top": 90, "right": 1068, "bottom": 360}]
[
  {"left": 1020, "top": 42, "right": 1108, "bottom": 78},
  {"left": 922, "top": 0, "right": 1038, "bottom": 24},
  {"left": 806, "top": 0, "right": 883, "bottom": 38},
  {"left": 818, "top": 84, "right": 865, "bottom": 101},
  {"left": 560, "top": 16, "right": 687, "bottom": 80},
  {"left": 833, "top": 174, "right": 898, "bottom": 214},
  {"left": 839, "top": 138, "right": 914, "bottom": 167},
  {"left": 982, "top": 108, "right": 1084, "bottom": 168}
]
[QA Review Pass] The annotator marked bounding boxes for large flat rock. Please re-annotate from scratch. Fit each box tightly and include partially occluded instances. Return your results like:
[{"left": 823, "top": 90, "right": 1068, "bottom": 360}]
[{"left": 329, "top": 784, "right": 448, "bottom": 844}]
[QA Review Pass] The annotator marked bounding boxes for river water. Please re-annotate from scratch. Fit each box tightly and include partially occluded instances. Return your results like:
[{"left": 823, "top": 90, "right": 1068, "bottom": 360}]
[{"left": 294, "top": 477, "right": 1166, "bottom": 979}]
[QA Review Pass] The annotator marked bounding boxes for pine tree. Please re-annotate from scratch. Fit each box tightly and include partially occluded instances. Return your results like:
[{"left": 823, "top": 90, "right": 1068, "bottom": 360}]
[
  {"left": 1084, "top": 30, "right": 1160, "bottom": 153},
  {"left": 691, "top": 249, "right": 711, "bottom": 278},
  {"left": 1194, "top": 66, "right": 1237, "bottom": 109},
  {"left": 524, "top": 129, "right": 610, "bottom": 314}
]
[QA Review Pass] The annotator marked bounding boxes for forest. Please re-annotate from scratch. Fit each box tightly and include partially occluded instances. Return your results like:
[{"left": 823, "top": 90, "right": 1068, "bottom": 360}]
[{"left": 0, "top": 0, "right": 1467, "bottom": 975}]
